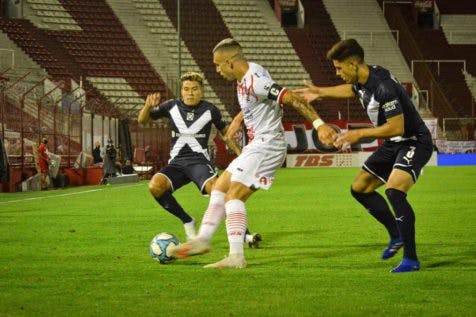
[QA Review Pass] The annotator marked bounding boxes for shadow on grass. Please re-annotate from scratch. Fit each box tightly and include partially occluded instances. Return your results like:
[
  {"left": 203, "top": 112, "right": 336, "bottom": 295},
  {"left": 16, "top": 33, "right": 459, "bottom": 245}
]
[
  {"left": 424, "top": 257, "right": 476, "bottom": 270},
  {"left": 425, "top": 261, "right": 457, "bottom": 268}
]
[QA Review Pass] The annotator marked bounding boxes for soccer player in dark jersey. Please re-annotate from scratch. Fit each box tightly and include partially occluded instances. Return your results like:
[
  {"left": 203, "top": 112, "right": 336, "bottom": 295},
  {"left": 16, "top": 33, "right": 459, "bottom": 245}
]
[
  {"left": 295, "top": 39, "right": 433, "bottom": 273},
  {"left": 138, "top": 72, "right": 261, "bottom": 246}
]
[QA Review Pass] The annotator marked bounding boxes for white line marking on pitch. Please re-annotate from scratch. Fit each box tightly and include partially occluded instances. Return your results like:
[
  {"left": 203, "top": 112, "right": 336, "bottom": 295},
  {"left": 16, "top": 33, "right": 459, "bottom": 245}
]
[{"left": 0, "top": 183, "right": 144, "bottom": 204}]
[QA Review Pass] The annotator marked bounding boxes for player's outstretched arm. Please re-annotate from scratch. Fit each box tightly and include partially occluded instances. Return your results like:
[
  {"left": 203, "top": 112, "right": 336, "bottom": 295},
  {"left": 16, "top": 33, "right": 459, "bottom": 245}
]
[
  {"left": 281, "top": 90, "right": 337, "bottom": 146},
  {"left": 220, "top": 112, "right": 243, "bottom": 156},
  {"left": 334, "top": 114, "right": 404, "bottom": 148},
  {"left": 138, "top": 92, "right": 161, "bottom": 124},
  {"left": 294, "top": 80, "right": 355, "bottom": 103}
]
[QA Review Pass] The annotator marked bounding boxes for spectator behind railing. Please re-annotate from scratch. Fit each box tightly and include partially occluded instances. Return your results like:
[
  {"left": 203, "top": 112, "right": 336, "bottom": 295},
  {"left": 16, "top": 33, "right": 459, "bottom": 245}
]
[{"left": 92, "top": 141, "right": 103, "bottom": 166}]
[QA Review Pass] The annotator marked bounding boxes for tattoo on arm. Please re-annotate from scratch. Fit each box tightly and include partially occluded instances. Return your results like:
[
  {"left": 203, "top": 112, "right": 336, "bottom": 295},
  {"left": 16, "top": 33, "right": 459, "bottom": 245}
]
[{"left": 284, "top": 91, "right": 319, "bottom": 122}]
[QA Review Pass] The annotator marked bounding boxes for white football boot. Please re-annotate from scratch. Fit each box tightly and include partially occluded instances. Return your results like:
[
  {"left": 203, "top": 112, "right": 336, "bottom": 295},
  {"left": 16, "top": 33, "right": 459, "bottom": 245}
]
[
  {"left": 203, "top": 254, "right": 247, "bottom": 269},
  {"left": 172, "top": 238, "right": 210, "bottom": 258}
]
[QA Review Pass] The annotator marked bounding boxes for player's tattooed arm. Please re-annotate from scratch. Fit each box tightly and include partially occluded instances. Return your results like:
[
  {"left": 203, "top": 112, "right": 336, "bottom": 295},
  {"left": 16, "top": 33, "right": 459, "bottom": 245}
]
[{"left": 282, "top": 91, "right": 338, "bottom": 146}]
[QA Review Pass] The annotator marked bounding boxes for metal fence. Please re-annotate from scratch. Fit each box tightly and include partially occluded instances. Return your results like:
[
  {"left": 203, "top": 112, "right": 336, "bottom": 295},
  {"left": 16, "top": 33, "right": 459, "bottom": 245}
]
[{"left": 0, "top": 71, "right": 170, "bottom": 191}]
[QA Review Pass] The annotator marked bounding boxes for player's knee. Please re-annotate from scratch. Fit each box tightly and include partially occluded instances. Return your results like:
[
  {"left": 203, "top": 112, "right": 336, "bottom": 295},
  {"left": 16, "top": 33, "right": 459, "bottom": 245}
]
[
  {"left": 385, "top": 188, "right": 406, "bottom": 204},
  {"left": 203, "top": 177, "right": 217, "bottom": 195},
  {"left": 148, "top": 182, "right": 161, "bottom": 197},
  {"left": 350, "top": 186, "right": 370, "bottom": 204},
  {"left": 148, "top": 175, "right": 168, "bottom": 198}
]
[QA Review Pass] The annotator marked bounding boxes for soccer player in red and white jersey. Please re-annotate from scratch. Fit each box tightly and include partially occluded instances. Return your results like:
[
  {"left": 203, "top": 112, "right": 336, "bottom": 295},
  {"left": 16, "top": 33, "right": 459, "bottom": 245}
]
[{"left": 172, "top": 38, "right": 337, "bottom": 268}]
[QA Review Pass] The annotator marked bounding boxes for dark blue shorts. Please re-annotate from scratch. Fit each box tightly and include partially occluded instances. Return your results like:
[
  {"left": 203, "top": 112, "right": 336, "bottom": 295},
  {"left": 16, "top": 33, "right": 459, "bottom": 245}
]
[
  {"left": 363, "top": 140, "right": 433, "bottom": 183},
  {"left": 158, "top": 160, "right": 217, "bottom": 194}
]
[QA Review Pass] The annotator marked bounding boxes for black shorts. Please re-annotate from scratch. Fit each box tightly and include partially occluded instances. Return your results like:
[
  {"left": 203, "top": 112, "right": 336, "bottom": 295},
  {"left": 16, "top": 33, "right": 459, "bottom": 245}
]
[
  {"left": 158, "top": 160, "right": 217, "bottom": 195},
  {"left": 363, "top": 140, "right": 433, "bottom": 183}
]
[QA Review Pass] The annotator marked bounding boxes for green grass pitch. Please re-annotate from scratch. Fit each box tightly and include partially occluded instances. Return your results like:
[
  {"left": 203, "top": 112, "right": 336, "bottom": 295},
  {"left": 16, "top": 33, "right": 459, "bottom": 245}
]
[{"left": 0, "top": 166, "right": 475, "bottom": 316}]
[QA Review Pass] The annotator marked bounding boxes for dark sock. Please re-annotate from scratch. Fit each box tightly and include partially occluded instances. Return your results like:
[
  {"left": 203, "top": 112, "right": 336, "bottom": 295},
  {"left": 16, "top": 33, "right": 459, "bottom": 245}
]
[
  {"left": 385, "top": 188, "right": 418, "bottom": 261},
  {"left": 155, "top": 191, "right": 193, "bottom": 224},
  {"left": 351, "top": 188, "right": 400, "bottom": 239}
]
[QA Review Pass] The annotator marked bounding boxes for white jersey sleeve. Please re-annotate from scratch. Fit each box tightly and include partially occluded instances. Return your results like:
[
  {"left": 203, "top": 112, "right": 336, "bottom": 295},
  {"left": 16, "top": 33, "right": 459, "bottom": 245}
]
[
  {"left": 250, "top": 68, "right": 287, "bottom": 104},
  {"left": 236, "top": 62, "right": 287, "bottom": 140}
]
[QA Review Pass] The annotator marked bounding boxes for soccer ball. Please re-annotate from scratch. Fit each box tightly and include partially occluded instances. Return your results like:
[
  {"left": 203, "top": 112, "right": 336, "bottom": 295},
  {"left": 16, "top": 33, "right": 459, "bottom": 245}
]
[{"left": 149, "top": 232, "right": 180, "bottom": 264}]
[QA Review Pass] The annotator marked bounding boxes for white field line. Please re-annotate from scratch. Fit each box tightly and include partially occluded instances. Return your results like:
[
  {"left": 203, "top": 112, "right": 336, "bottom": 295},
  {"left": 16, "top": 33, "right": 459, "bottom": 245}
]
[{"left": 0, "top": 183, "right": 144, "bottom": 205}]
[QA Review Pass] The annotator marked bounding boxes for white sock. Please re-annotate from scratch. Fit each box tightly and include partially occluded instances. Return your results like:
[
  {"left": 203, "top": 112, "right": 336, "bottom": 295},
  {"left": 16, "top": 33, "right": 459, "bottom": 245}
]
[
  {"left": 225, "top": 199, "right": 247, "bottom": 255},
  {"left": 183, "top": 218, "right": 196, "bottom": 240},
  {"left": 198, "top": 190, "right": 225, "bottom": 241}
]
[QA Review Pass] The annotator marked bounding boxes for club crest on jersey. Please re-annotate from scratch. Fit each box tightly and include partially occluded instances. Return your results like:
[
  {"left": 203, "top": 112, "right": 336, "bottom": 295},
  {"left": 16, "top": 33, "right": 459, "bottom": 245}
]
[{"left": 186, "top": 112, "right": 194, "bottom": 121}]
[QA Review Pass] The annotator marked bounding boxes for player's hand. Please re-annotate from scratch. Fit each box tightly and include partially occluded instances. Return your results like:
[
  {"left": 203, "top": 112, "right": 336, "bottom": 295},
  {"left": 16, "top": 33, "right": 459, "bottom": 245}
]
[
  {"left": 293, "top": 80, "right": 323, "bottom": 103},
  {"left": 334, "top": 130, "right": 363, "bottom": 149},
  {"left": 317, "top": 124, "right": 338, "bottom": 146},
  {"left": 145, "top": 92, "right": 161, "bottom": 108}
]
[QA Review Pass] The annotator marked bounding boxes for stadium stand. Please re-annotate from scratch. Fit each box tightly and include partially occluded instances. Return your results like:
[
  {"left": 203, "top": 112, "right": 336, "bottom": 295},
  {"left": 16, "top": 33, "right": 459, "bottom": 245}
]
[
  {"left": 213, "top": 0, "right": 311, "bottom": 90},
  {"left": 322, "top": 0, "right": 414, "bottom": 83},
  {"left": 2, "top": 0, "right": 474, "bottom": 192},
  {"left": 379, "top": 0, "right": 474, "bottom": 121},
  {"left": 23, "top": 0, "right": 171, "bottom": 114},
  {"left": 277, "top": 0, "right": 367, "bottom": 122},
  {"left": 156, "top": 0, "right": 236, "bottom": 120},
  {"left": 213, "top": 0, "right": 317, "bottom": 122}
]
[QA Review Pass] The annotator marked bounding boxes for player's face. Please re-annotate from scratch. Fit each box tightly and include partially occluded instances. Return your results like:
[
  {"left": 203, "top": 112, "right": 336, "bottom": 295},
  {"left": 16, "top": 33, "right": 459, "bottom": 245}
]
[
  {"left": 213, "top": 51, "right": 235, "bottom": 81},
  {"left": 332, "top": 59, "right": 358, "bottom": 84},
  {"left": 181, "top": 80, "right": 203, "bottom": 106}
]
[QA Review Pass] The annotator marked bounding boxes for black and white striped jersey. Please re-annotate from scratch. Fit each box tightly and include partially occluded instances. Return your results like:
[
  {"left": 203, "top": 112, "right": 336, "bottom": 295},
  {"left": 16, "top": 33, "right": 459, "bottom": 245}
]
[
  {"left": 352, "top": 66, "right": 431, "bottom": 143},
  {"left": 149, "top": 99, "right": 227, "bottom": 164}
]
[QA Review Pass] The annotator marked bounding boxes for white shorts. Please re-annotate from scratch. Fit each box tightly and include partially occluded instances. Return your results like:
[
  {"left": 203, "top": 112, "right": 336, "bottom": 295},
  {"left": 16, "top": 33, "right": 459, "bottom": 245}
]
[{"left": 226, "top": 136, "right": 286, "bottom": 190}]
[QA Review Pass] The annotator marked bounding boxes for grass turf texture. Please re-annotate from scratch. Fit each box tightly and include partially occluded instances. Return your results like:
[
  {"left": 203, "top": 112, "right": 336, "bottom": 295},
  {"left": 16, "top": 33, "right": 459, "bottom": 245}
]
[{"left": 0, "top": 166, "right": 475, "bottom": 316}]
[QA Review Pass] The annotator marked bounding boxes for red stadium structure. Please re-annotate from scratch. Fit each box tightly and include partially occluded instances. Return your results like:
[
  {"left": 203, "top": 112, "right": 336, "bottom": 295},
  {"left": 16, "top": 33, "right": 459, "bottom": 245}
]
[{"left": 0, "top": 0, "right": 474, "bottom": 191}]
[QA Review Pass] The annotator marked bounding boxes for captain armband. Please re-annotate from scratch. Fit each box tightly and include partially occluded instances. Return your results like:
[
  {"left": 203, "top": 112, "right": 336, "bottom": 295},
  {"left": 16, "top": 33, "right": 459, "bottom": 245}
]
[{"left": 267, "top": 83, "right": 286, "bottom": 104}]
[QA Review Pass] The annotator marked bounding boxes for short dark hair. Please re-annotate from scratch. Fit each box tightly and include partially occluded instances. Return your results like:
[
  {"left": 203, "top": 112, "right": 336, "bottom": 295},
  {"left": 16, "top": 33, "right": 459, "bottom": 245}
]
[{"left": 327, "top": 39, "right": 364, "bottom": 63}]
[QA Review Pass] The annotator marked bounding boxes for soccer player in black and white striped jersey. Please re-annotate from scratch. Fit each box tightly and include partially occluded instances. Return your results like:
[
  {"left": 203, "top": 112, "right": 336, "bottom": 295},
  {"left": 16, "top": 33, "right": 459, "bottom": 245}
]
[
  {"left": 138, "top": 72, "right": 260, "bottom": 246},
  {"left": 296, "top": 39, "right": 433, "bottom": 273}
]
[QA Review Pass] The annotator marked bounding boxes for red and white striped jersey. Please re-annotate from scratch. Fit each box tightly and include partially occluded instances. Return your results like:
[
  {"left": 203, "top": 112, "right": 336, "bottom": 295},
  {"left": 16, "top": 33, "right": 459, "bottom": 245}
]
[{"left": 236, "top": 62, "right": 287, "bottom": 140}]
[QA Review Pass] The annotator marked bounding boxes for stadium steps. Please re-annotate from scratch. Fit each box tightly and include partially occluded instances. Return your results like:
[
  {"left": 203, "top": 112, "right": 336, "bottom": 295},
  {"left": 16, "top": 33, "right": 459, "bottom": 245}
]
[
  {"left": 0, "top": 16, "right": 125, "bottom": 117},
  {"left": 322, "top": 0, "right": 414, "bottom": 83},
  {"left": 462, "top": 71, "right": 476, "bottom": 103},
  {"left": 440, "top": 15, "right": 476, "bottom": 45},
  {"left": 0, "top": 25, "right": 83, "bottom": 148},
  {"left": 279, "top": 0, "right": 367, "bottom": 122},
  {"left": 105, "top": 0, "right": 175, "bottom": 98},
  {"left": 439, "top": 14, "right": 476, "bottom": 101},
  {"left": 158, "top": 0, "right": 240, "bottom": 120},
  {"left": 23, "top": 0, "right": 82, "bottom": 31},
  {"left": 50, "top": 0, "right": 171, "bottom": 116},
  {"left": 117, "top": 0, "right": 232, "bottom": 122},
  {"left": 400, "top": 11, "right": 473, "bottom": 118},
  {"left": 212, "top": 0, "right": 311, "bottom": 90}
]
